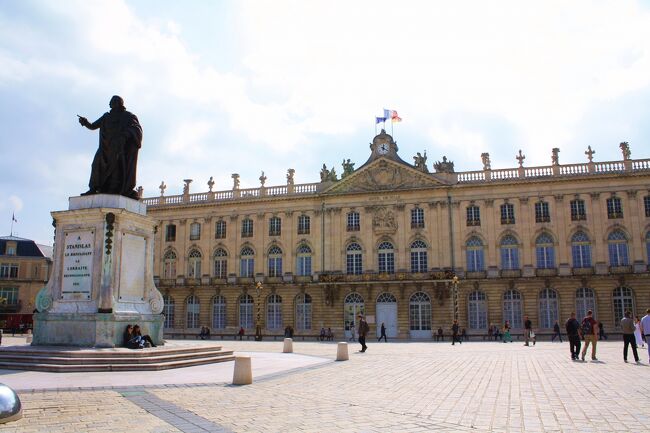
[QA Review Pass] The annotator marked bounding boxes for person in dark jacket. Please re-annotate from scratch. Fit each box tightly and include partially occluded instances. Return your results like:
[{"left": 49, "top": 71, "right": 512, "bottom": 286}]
[
  {"left": 357, "top": 315, "right": 370, "bottom": 352},
  {"left": 552, "top": 320, "right": 563, "bottom": 342},
  {"left": 378, "top": 322, "right": 387, "bottom": 342},
  {"left": 565, "top": 312, "right": 581, "bottom": 361}
]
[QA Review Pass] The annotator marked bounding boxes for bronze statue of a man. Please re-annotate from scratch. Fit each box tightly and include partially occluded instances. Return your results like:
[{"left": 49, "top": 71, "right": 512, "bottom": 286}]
[{"left": 78, "top": 95, "right": 143, "bottom": 199}]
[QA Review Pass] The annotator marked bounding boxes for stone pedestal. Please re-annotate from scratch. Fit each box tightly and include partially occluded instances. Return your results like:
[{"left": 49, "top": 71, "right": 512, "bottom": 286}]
[{"left": 33, "top": 195, "right": 164, "bottom": 348}]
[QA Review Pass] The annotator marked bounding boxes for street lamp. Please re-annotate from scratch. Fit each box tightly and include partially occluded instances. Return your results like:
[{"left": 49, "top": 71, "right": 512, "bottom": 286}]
[
  {"left": 451, "top": 276, "right": 459, "bottom": 322},
  {"left": 254, "top": 281, "right": 263, "bottom": 341}
]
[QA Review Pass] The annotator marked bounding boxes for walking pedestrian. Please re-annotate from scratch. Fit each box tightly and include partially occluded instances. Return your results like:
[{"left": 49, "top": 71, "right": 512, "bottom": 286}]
[
  {"left": 451, "top": 319, "right": 461, "bottom": 345},
  {"left": 436, "top": 327, "right": 444, "bottom": 342},
  {"left": 621, "top": 310, "right": 640, "bottom": 363},
  {"left": 565, "top": 312, "right": 581, "bottom": 361},
  {"left": 580, "top": 310, "right": 598, "bottom": 361},
  {"left": 378, "top": 322, "right": 387, "bottom": 342},
  {"left": 598, "top": 322, "right": 607, "bottom": 340},
  {"left": 503, "top": 320, "right": 513, "bottom": 343},
  {"left": 357, "top": 315, "right": 369, "bottom": 353},
  {"left": 524, "top": 316, "right": 533, "bottom": 346},
  {"left": 551, "top": 320, "right": 563, "bottom": 342},
  {"left": 640, "top": 308, "right": 650, "bottom": 363},
  {"left": 634, "top": 316, "right": 645, "bottom": 348}
]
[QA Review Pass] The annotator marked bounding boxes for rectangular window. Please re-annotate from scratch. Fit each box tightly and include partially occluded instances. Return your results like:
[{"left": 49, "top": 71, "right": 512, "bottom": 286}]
[
  {"left": 0, "top": 287, "right": 18, "bottom": 304},
  {"left": 607, "top": 197, "right": 623, "bottom": 219},
  {"left": 535, "top": 201, "right": 550, "bottom": 223},
  {"left": 189, "top": 222, "right": 201, "bottom": 240},
  {"left": 347, "top": 212, "right": 360, "bottom": 232},
  {"left": 269, "top": 217, "right": 281, "bottom": 236},
  {"left": 165, "top": 224, "right": 176, "bottom": 242},
  {"left": 5, "top": 243, "right": 16, "bottom": 255},
  {"left": 411, "top": 208, "right": 425, "bottom": 229},
  {"left": 644, "top": 196, "right": 650, "bottom": 218},
  {"left": 0, "top": 263, "right": 19, "bottom": 279},
  {"left": 298, "top": 215, "right": 310, "bottom": 235},
  {"left": 466, "top": 205, "right": 480, "bottom": 226},
  {"left": 570, "top": 199, "right": 586, "bottom": 221},
  {"left": 500, "top": 203, "right": 515, "bottom": 225},
  {"left": 241, "top": 219, "right": 253, "bottom": 238},
  {"left": 214, "top": 259, "right": 227, "bottom": 279},
  {"left": 215, "top": 220, "right": 227, "bottom": 239}
]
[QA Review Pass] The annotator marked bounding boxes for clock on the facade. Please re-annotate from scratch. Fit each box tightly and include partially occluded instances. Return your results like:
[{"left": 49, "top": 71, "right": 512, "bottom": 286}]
[{"left": 378, "top": 143, "right": 390, "bottom": 155}]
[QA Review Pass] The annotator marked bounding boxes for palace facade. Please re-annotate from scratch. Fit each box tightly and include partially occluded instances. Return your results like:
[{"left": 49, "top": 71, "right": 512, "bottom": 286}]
[{"left": 144, "top": 131, "right": 650, "bottom": 339}]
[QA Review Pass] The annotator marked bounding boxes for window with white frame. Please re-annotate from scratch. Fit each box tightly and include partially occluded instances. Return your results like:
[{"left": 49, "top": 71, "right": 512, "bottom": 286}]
[
  {"left": 500, "top": 235, "right": 519, "bottom": 270},
  {"left": 606, "top": 197, "right": 623, "bottom": 219},
  {"left": 296, "top": 244, "right": 312, "bottom": 276},
  {"left": 189, "top": 222, "right": 201, "bottom": 240},
  {"left": 535, "top": 201, "right": 550, "bottom": 223},
  {"left": 266, "top": 294, "right": 282, "bottom": 329},
  {"left": 503, "top": 289, "right": 523, "bottom": 329},
  {"left": 269, "top": 216, "right": 281, "bottom": 236},
  {"left": 608, "top": 230, "right": 629, "bottom": 266},
  {"left": 535, "top": 233, "right": 555, "bottom": 269},
  {"left": 409, "top": 292, "right": 432, "bottom": 331},
  {"left": 295, "top": 293, "right": 312, "bottom": 330},
  {"left": 575, "top": 287, "right": 596, "bottom": 320},
  {"left": 0, "top": 263, "right": 18, "bottom": 279},
  {"left": 346, "top": 242, "right": 363, "bottom": 275},
  {"left": 410, "top": 240, "right": 428, "bottom": 273},
  {"left": 645, "top": 196, "right": 650, "bottom": 218},
  {"left": 571, "top": 231, "right": 592, "bottom": 268},
  {"left": 212, "top": 295, "right": 227, "bottom": 329},
  {"left": 240, "top": 247, "right": 255, "bottom": 277},
  {"left": 163, "top": 295, "right": 175, "bottom": 328},
  {"left": 187, "top": 249, "right": 202, "bottom": 278},
  {"left": 0, "top": 287, "right": 18, "bottom": 305},
  {"left": 239, "top": 294, "right": 254, "bottom": 328},
  {"left": 267, "top": 245, "right": 283, "bottom": 277},
  {"left": 213, "top": 248, "right": 228, "bottom": 278},
  {"left": 612, "top": 287, "right": 634, "bottom": 325},
  {"left": 466, "top": 205, "right": 480, "bottom": 226},
  {"left": 500, "top": 203, "right": 515, "bottom": 224},
  {"left": 411, "top": 207, "right": 424, "bottom": 229},
  {"left": 347, "top": 211, "right": 360, "bottom": 231},
  {"left": 298, "top": 215, "right": 310, "bottom": 235},
  {"left": 539, "top": 288, "right": 559, "bottom": 329},
  {"left": 378, "top": 241, "right": 395, "bottom": 274},
  {"left": 466, "top": 237, "right": 484, "bottom": 272},
  {"left": 215, "top": 220, "right": 227, "bottom": 239},
  {"left": 468, "top": 290, "right": 487, "bottom": 330},
  {"left": 163, "top": 250, "right": 177, "bottom": 279},
  {"left": 165, "top": 224, "right": 176, "bottom": 242},
  {"left": 241, "top": 218, "right": 253, "bottom": 237},
  {"left": 186, "top": 295, "right": 200, "bottom": 329},
  {"left": 570, "top": 199, "right": 586, "bottom": 221}
]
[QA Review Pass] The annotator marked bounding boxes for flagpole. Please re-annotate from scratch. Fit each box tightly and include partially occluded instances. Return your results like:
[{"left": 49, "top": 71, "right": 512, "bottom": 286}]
[{"left": 10, "top": 212, "right": 14, "bottom": 236}]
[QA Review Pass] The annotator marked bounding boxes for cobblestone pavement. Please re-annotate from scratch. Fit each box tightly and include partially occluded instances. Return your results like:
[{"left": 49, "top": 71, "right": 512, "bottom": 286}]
[{"left": 2, "top": 339, "right": 649, "bottom": 432}]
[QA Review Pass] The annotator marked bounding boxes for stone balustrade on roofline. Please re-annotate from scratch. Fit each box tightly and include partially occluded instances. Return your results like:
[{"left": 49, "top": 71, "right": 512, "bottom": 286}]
[{"left": 141, "top": 157, "right": 650, "bottom": 207}]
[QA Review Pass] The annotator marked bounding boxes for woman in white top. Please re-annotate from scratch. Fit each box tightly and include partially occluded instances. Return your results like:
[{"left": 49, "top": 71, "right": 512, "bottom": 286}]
[{"left": 634, "top": 316, "right": 645, "bottom": 347}]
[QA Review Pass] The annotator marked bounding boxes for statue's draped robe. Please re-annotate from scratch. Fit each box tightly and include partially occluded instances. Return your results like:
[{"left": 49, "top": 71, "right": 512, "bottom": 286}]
[{"left": 86, "top": 108, "right": 142, "bottom": 198}]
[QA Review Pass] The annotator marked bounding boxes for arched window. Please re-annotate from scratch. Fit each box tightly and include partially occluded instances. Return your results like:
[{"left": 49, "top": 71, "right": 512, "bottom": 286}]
[
  {"left": 608, "top": 230, "right": 629, "bottom": 266},
  {"left": 163, "top": 295, "right": 175, "bottom": 328},
  {"left": 612, "top": 287, "right": 634, "bottom": 325},
  {"left": 213, "top": 248, "right": 228, "bottom": 279},
  {"left": 378, "top": 241, "right": 395, "bottom": 274},
  {"left": 212, "top": 295, "right": 227, "bottom": 329},
  {"left": 186, "top": 295, "right": 200, "bottom": 329},
  {"left": 410, "top": 240, "right": 428, "bottom": 273},
  {"left": 377, "top": 292, "right": 397, "bottom": 303},
  {"left": 409, "top": 292, "right": 432, "bottom": 331},
  {"left": 468, "top": 291, "right": 487, "bottom": 330},
  {"left": 295, "top": 293, "right": 312, "bottom": 330},
  {"left": 346, "top": 243, "right": 363, "bottom": 275},
  {"left": 267, "top": 245, "right": 283, "bottom": 277},
  {"left": 539, "top": 288, "right": 559, "bottom": 329},
  {"left": 163, "top": 250, "right": 177, "bottom": 279},
  {"left": 187, "top": 249, "right": 202, "bottom": 278},
  {"left": 503, "top": 289, "right": 523, "bottom": 329},
  {"left": 239, "top": 294, "right": 254, "bottom": 328},
  {"left": 571, "top": 231, "right": 592, "bottom": 268},
  {"left": 575, "top": 287, "right": 596, "bottom": 320},
  {"left": 500, "top": 235, "right": 519, "bottom": 270},
  {"left": 466, "top": 237, "right": 484, "bottom": 272},
  {"left": 535, "top": 233, "right": 555, "bottom": 269},
  {"left": 296, "top": 244, "right": 312, "bottom": 276},
  {"left": 344, "top": 293, "right": 365, "bottom": 334},
  {"left": 267, "top": 294, "right": 282, "bottom": 329},
  {"left": 240, "top": 247, "right": 254, "bottom": 277}
]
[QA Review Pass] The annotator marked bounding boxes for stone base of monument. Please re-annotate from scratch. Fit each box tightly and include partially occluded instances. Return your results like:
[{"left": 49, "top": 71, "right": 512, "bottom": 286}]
[{"left": 0, "top": 343, "right": 234, "bottom": 372}]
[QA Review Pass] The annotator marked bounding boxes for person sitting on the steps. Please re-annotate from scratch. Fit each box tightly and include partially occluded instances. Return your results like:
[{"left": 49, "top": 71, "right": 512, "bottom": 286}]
[{"left": 129, "top": 324, "right": 156, "bottom": 348}]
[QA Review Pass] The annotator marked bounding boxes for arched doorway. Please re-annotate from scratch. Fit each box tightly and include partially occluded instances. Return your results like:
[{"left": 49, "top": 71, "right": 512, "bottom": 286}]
[
  {"left": 376, "top": 292, "right": 398, "bottom": 338},
  {"left": 409, "top": 292, "right": 432, "bottom": 339},
  {"left": 344, "top": 292, "right": 365, "bottom": 339}
]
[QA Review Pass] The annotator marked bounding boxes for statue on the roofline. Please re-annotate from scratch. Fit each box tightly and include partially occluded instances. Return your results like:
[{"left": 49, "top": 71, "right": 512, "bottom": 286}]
[{"left": 78, "top": 95, "right": 143, "bottom": 200}]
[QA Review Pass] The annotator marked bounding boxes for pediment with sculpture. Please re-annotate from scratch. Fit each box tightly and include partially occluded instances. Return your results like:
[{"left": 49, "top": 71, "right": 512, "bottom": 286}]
[{"left": 324, "top": 158, "right": 448, "bottom": 194}]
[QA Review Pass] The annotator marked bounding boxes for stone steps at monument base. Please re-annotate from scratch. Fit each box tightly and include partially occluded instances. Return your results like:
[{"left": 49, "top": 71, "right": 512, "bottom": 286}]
[
  {"left": 0, "top": 352, "right": 236, "bottom": 372},
  {"left": 0, "top": 344, "right": 223, "bottom": 358}
]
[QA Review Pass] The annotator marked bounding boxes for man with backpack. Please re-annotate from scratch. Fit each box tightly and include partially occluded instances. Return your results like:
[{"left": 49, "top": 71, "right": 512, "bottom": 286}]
[{"left": 580, "top": 310, "right": 598, "bottom": 361}]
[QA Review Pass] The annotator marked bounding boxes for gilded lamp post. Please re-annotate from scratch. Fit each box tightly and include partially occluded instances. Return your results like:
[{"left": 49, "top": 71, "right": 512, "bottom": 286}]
[
  {"left": 254, "top": 281, "right": 263, "bottom": 341},
  {"left": 452, "top": 275, "right": 459, "bottom": 322}
]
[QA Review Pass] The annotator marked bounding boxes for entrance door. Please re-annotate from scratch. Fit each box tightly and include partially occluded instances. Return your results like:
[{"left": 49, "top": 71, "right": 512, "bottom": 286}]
[
  {"left": 344, "top": 292, "right": 365, "bottom": 339},
  {"left": 376, "top": 292, "right": 398, "bottom": 338},
  {"left": 409, "top": 291, "right": 432, "bottom": 339}
]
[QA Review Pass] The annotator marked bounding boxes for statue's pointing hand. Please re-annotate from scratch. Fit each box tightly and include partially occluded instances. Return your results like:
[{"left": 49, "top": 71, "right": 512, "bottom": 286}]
[{"left": 77, "top": 115, "right": 90, "bottom": 128}]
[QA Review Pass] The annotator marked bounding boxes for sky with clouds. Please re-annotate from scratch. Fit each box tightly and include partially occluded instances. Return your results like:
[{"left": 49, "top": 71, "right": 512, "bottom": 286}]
[{"left": 1, "top": 0, "right": 650, "bottom": 245}]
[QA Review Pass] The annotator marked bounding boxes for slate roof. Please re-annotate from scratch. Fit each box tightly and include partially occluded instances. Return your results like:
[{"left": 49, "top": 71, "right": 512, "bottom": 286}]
[{"left": 0, "top": 235, "right": 52, "bottom": 258}]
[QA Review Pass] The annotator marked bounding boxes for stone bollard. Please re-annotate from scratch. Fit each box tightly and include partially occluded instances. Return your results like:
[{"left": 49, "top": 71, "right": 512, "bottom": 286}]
[
  {"left": 282, "top": 338, "right": 293, "bottom": 353},
  {"left": 0, "top": 383, "right": 22, "bottom": 424},
  {"left": 336, "top": 342, "right": 349, "bottom": 361},
  {"left": 232, "top": 356, "right": 252, "bottom": 385}
]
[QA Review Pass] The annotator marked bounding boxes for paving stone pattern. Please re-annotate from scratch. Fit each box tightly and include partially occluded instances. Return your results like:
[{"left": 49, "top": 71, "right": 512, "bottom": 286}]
[{"left": 4, "top": 340, "right": 650, "bottom": 432}]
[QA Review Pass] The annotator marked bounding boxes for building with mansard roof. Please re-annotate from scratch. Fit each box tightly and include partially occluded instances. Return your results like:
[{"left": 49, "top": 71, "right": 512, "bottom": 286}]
[{"left": 143, "top": 130, "right": 650, "bottom": 339}]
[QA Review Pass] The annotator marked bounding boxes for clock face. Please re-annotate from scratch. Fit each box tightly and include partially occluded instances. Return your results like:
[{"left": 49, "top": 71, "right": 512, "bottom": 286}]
[{"left": 378, "top": 143, "right": 389, "bottom": 155}]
